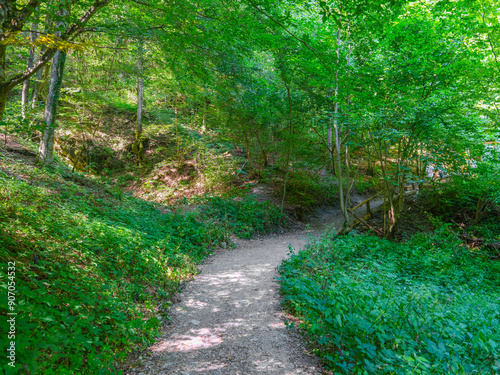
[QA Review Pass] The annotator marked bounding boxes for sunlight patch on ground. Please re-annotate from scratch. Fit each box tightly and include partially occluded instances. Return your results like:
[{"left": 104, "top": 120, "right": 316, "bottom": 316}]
[
  {"left": 150, "top": 328, "right": 224, "bottom": 353},
  {"left": 254, "top": 358, "right": 286, "bottom": 371},
  {"left": 189, "top": 361, "right": 228, "bottom": 372}
]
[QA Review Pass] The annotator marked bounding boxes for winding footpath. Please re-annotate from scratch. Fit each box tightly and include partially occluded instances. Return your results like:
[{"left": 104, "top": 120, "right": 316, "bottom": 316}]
[{"left": 126, "top": 208, "right": 345, "bottom": 375}]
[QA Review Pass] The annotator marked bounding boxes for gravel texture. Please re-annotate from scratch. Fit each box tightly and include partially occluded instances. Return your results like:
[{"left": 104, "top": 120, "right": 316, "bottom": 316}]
[{"left": 125, "top": 225, "right": 343, "bottom": 374}]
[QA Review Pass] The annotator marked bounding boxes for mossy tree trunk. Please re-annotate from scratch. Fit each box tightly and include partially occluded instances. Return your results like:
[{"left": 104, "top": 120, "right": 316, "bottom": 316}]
[
  {"left": 37, "top": 7, "right": 68, "bottom": 165},
  {"left": 132, "top": 39, "right": 146, "bottom": 164}
]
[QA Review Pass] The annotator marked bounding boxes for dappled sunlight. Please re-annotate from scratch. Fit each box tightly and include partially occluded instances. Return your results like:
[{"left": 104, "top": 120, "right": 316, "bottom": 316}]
[
  {"left": 150, "top": 328, "right": 224, "bottom": 353},
  {"left": 136, "top": 233, "right": 324, "bottom": 373},
  {"left": 268, "top": 322, "right": 286, "bottom": 330},
  {"left": 189, "top": 361, "right": 228, "bottom": 372},
  {"left": 184, "top": 299, "right": 210, "bottom": 309},
  {"left": 148, "top": 261, "right": 291, "bottom": 358},
  {"left": 254, "top": 358, "right": 286, "bottom": 371}
]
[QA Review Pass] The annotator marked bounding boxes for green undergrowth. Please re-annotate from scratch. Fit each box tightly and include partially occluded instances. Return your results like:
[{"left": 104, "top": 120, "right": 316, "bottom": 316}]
[
  {"left": 0, "top": 156, "right": 226, "bottom": 374},
  {"left": 270, "top": 169, "right": 338, "bottom": 220},
  {"left": 279, "top": 227, "right": 500, "bottom": 374},
  {"left": 198, "top": 195, "right": 286, "bottom": 239},
  {"left": 416, "top": 161, "right": 500, "bottom": 243}
]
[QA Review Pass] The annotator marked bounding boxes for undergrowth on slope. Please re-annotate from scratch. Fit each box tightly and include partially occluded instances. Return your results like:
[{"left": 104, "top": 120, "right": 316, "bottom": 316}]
[
  {"left": 0, "top": 156, "right": 227, "bottom": 374},
  {"left": 279, "top": 227, "right": 500, "bottom": 374},
  {"left": 418, "top": 172, "right": 500, "bottom": 243},
  {"left": 271, "top": 170, "right": 338, "bottom": 218},
  {"left": 199, "top": 195, "right": 285, "bottom": 239}
]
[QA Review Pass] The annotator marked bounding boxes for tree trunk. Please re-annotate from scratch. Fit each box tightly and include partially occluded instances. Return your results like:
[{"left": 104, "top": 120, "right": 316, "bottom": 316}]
[
  {"left": 132, "top": 40, "right": 145, "bottom": 164},
  {"left": 37, "top": 49, "right": 67, "bottom": 164},
  {"left": 327, "top": 121, "right": 332, "bottom": 171},
  {"left": 333, "top": 27, "right": 349, "bottom": 229},
  {"left": 0, "top": 43, "right": 6, "bottom": 123},
  {"left": 37, "top": 7, "right": 68, "bottom": 165},
  {"left": 31, "top": 64, "right": 44, "bottom": 108},
  {"left": 31, "top": 23, "right": 49, "bottom": 109},
  {"left": 21, "top": 21, "right": 39, "bottom": 119},
  {"left": 137, "top": 57, "right": 144, "bottom": 138}
]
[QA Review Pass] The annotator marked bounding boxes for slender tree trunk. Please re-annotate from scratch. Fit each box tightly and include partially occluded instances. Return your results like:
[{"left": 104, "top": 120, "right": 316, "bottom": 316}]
[
  {"left": 243, "top": 129, "right": 253, "bottom": 175},
  {"left": 31, "top": 64, "right": 44, "bottom": 108},
  {"left": 132, "top": 39, "right": 145, "bottom": 164},
  {"left": 137, "top": 40, "right": 144, "bottom": 138},
  {"left": 0, "top": 44, "right": 6, "bottom": 123},
  {"left": 31, "top": 23, "right": 49, "bottom": 109},
  {"left": 137, "top": 68, "right": 144, "bottom": 138},
  {"left": 202, "top": 97, "right": 207, "bottom": 133},
  {"left": 281, "top": 81, "right": 294, "bottom": 216},
  {"left": 37, "top": 7, "right": 68, "bottom": 165},
  {"left": 327, "top": 120, "right": 332, "bottom": 171},
  {"left": 21, "top": 21, "right": 39, "bottom": 119},
  {"left": 37, "top": 50, "right": 67, "bottom": 164},
  {"left": 333, "top": 27, "right": 349, "bottom": 229}
]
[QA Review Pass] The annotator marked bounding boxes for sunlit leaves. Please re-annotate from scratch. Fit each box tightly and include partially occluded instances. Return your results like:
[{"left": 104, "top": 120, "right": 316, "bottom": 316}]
[{"left": 1, "top": 31, "right": 88, "bottom": 51}]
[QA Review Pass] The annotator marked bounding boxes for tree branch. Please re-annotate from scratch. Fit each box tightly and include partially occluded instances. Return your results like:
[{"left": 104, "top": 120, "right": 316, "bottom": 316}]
[
  {"left": 1, "top": 0, "right": 112, "bottom": 92},
  {"left": 1, "top": 0, "right": 41, "bottom": 34}
]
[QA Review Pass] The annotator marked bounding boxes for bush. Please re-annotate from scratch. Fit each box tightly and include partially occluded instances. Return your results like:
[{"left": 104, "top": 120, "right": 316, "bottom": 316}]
[
  {"left": 273, "top": 170, "right": 338, "bottom": 217},
  {"left": 279, "top": 227, "right": 500, "bottom": 374},
  {"left": 420, "top": 159, "right": 500, "bottom": 222}
]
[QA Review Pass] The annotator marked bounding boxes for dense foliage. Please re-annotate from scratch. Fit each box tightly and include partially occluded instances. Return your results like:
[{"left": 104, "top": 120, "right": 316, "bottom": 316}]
[
  {"left": 279, "top": 229, "right": 500, "bottom": 374},
  {"left": 0, "top": 148, "right": 285, "bottom": 373},
  {"left": 2, "top": 0, "right": 500, "bottom": 373},
  {"left": 200, "top": 196, "right": 285, "bottom": 239}
]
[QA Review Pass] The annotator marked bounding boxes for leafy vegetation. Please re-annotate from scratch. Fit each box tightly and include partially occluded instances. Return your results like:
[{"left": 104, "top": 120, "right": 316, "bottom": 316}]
[
  {"left": 199, "top": 196, "right": 285, "bottom": 239},
  {"left": 0, "top": 150, "right": 278, "bottom": 373},
  {"left": 2, "top": 0, "right": 500, "bottom": 373},
  {"left": 279, "top": 228, "right": 500, "bottom": 374}
]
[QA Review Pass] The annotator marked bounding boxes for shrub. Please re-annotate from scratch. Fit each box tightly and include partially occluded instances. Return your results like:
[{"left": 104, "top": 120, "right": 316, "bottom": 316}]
[
  {"left": 273, "top": 170, "right": 338, "bottom": 215},
  {"left": 199, "top": 195, "right": 285, "bottom": 239}
]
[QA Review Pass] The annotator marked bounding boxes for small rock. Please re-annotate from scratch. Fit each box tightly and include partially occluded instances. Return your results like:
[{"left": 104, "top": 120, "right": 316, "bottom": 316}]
[{"left": 190, "top": 320, "right": 200, "bottom": 325}]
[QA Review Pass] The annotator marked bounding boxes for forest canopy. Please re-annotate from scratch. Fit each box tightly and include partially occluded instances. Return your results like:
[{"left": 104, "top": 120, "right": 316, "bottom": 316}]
[{"left": 1, "top": 0, "right": 499, "bottom": 373}]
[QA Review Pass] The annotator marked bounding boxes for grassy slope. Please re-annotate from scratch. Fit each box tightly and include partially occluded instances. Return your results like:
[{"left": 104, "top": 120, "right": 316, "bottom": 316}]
[{"left": 0, "top": 148, "right": 226, "bottom": 374}]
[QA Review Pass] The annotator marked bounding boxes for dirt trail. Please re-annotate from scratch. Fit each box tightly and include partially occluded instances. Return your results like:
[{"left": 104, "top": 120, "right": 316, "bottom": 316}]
[{"left": 126, "top": 204, "right": 355, "bottom": 375}]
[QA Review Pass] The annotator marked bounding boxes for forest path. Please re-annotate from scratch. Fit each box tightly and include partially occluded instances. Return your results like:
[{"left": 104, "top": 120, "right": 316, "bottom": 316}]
[{"left": 126, "top": 205, "right": 351, "bottom": 375}]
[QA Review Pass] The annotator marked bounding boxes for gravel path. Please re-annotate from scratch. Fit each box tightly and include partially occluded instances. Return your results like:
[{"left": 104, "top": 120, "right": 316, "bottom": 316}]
[
  {"left": 126, "top": 222, "right": 345, "bottom": 375},
  {"left": 125, "top": 197, "right": 379, "bottom": 374}
]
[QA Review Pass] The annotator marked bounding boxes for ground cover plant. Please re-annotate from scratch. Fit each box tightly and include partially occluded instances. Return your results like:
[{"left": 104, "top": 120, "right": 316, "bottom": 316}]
[
  {"left": 0, "top": 152, "right": 228, "bottom": 374},
  {"left": 279, "top": 227, "right": 500, "bottom": 374}
]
